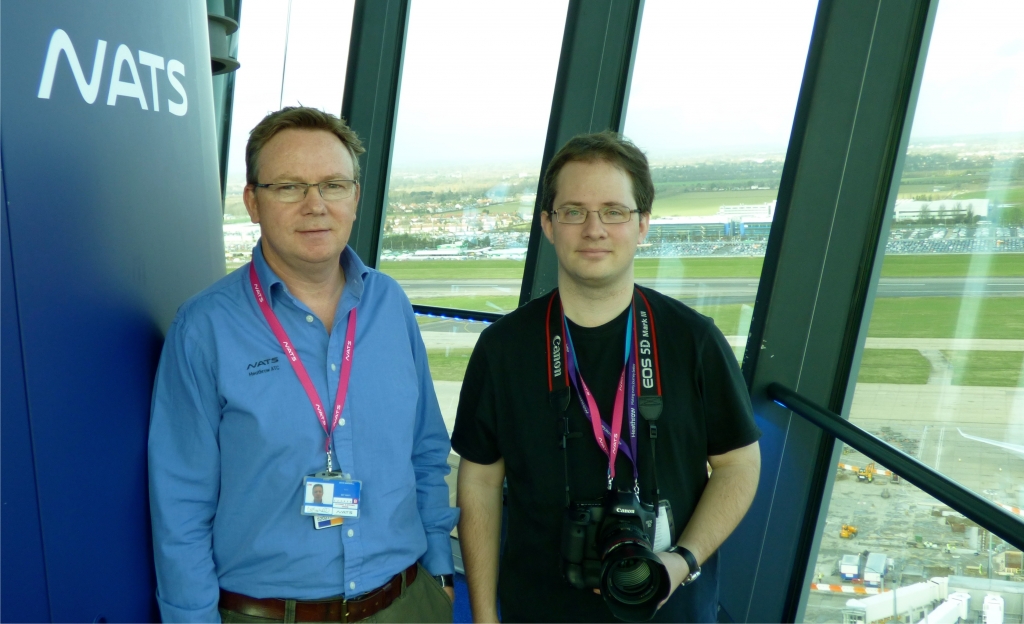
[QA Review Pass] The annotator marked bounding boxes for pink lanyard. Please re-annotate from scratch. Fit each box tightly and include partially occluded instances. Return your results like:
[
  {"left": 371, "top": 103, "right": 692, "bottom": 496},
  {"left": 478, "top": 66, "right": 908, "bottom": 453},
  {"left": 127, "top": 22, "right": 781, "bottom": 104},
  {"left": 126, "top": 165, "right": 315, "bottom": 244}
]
[
  {"left": 562, "top": 313, "right": 635, "bottom": 486},
  {"left": 249, "top": 262, "right": 356, "bottom": 471}
]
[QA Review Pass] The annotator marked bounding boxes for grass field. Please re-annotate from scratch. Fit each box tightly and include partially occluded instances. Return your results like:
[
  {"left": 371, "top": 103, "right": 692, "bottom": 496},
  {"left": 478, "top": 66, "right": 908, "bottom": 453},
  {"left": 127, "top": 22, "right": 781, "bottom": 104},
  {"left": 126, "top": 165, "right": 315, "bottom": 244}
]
[
  {"left": 866, "top": 297, "right": 1024, "bottom": 339},
  {"left": 651, "top": 189, "right": 778, "bottom": 217},
  {"left": 381, "top": 253, "right": 1024, "bottom": 281},
  {"left": 634, "top": 257, "right": 764, "bottom": 278},
  {"left": 686, "top": 297, "right": 1024, "bottom": 341},
  {"left": 856, "top": 349, "right": 932, "bottom": 384},
  {"left": 427, "top": 348, "right": 475, "bottom": 382},
  {"left": 879, "top": 253, "right": 1024, "bottom": 277},
  {"left": 953, "top": 187, "right": 1024, "bottom": 205},
  {"left": 427, "top": 344, "right": 1022, "bottom": 387},
  {"left": 380, "top": 259, "right": 525, "bottom": 280},
  {"left": 410, "top": 295, "right": 519, "bottom": 313},
  {"left": 944, "top": 350, "right": 1024, "bottom": 387},
  {"left": 405, "top": 256, "right": 1024, "bottom": 385}
]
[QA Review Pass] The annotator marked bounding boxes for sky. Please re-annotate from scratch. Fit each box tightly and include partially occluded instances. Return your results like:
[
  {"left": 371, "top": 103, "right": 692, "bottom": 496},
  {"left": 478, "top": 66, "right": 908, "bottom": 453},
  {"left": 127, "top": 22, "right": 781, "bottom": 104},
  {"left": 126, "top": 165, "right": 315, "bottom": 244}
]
[{"left": 225, "top": 0, "right": 1024, "bottom": 184}]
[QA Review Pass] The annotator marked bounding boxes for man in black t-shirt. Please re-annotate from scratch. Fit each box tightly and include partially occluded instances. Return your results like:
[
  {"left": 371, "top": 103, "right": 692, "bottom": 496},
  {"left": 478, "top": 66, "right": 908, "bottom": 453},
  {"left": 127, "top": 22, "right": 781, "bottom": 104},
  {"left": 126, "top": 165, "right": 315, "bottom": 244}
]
[{"left": 452, "top": 132, "right": 761, "bottom": 623}]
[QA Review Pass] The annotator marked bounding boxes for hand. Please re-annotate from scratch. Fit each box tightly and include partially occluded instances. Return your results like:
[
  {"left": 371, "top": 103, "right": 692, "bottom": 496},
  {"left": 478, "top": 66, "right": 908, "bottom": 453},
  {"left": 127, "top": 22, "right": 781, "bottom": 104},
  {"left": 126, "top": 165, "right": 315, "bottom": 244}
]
[
  {"left": 655, "top": 550, "right": 689, "bottom": 609},
  {"left": 444, "top": 585, "right": 455, "bottom": 603}
]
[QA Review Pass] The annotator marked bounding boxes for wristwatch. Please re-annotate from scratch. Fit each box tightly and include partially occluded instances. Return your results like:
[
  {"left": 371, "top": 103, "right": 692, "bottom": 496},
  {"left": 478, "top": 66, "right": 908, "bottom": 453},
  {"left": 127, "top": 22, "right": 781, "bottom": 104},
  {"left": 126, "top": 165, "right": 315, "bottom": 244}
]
[
  {"left": 665, "top": 545, "right": 701, "bottom": 586},
  {"left": 433, "top": 574, "right": 454, "bottom": 588}
]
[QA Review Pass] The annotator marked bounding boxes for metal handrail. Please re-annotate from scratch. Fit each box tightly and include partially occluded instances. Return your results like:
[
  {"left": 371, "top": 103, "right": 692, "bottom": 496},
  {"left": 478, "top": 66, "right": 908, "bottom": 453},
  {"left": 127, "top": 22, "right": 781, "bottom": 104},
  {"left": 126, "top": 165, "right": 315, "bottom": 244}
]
[{"left": 767, "top": 382, "right": 1024, "bottom": 552}]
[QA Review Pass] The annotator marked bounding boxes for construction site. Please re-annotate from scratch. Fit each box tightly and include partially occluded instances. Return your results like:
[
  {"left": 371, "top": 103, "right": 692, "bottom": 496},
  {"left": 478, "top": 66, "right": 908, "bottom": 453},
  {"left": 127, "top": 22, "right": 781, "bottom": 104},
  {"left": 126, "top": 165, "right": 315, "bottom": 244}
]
[{"left": 802, "top": 421, "right": 1024, "bottom": 624}]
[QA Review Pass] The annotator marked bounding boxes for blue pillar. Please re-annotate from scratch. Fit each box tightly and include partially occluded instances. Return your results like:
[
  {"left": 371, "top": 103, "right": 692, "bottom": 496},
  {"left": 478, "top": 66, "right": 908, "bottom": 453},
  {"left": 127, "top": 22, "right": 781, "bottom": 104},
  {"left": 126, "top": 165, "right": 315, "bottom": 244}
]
[{"left": 1, "top": 2, "right": 224, "bottom": 620}]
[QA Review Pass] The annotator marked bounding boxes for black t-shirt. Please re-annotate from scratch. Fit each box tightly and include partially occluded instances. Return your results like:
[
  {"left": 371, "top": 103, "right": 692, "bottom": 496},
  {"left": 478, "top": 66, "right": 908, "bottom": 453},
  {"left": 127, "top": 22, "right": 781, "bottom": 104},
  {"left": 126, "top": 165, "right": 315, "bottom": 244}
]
[{"left": 452, "top": 286, "right": 760, "bottom": 623}]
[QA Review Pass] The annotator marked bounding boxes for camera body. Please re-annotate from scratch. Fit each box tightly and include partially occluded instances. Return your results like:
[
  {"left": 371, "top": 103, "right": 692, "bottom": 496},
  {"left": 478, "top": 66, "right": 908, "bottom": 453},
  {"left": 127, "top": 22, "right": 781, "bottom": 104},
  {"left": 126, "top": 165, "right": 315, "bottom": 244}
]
[
  {"left": 561, "top": 490, "right": 670, "bottom": 621},
  {"left": 561, "top": 489, "right": 656, "bottom": 588}
]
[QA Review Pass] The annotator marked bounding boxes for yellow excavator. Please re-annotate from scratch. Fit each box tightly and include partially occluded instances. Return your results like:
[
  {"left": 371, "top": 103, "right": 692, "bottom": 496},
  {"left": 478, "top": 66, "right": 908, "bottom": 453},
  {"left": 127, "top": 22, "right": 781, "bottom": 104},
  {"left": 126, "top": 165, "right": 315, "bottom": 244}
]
[
  {"left": 857, "top": 463, "right": 876, "bottom": 483},
  {"left": 840, "top": 524, "right": 858, "bottom": 538}
]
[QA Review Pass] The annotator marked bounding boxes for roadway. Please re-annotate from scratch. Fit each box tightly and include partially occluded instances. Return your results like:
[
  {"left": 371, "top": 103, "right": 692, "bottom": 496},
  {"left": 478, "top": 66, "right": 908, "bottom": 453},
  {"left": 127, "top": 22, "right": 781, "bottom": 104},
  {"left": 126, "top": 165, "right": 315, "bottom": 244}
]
[{"left": 399, "top": 276, "right": 1024, "bottom": 307}]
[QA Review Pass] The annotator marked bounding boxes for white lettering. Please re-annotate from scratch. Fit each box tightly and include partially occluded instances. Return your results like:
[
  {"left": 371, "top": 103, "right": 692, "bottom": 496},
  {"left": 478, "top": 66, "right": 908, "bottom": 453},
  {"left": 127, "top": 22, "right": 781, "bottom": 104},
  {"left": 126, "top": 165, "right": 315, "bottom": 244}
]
[
  {"left": 37, "top": 29, "right": 107, "bottom": 103},
  {"left": 137, "top": 51, "right": 165, "bottom": 112},
  {"left": 639, "top": 339, "right": 651, "bottom": 356},
  {"left": 107, "top": 44, "right": 148, "bottom": 109},
  {"left": 552, "top": 336, "right": 563, "bottom": 376},
  {"left": 38, "top": 28, "right": 187, "bottom": 117},
  {"left": 166, "top": 59, "right": 187, "bottom": 116}
]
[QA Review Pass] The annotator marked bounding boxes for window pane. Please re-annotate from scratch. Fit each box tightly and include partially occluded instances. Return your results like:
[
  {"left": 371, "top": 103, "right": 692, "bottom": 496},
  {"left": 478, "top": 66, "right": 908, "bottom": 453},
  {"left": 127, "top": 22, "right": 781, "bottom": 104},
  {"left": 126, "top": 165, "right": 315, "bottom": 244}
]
[
  {"left": 223, "top": 0, "right": 355, "bottom": 272},
  {"left": 380, "top": 0, "right": 568, "bottom": 318},
  {"left": 623, "top": 0, "right": 817, "bottom": 359},
  {"left": 384, "top": 2, "right": 568, "bottom": 519},
  {"left": 806, "top": 2, "right": 1024, "bottom": 620}
]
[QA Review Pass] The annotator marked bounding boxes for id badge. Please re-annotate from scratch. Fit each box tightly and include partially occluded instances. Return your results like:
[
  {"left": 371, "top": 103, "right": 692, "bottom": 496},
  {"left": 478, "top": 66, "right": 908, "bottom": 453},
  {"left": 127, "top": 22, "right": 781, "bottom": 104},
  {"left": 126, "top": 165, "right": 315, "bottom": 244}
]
[{"left": 301, "top": 472, "right": 361, "bottom": 519}]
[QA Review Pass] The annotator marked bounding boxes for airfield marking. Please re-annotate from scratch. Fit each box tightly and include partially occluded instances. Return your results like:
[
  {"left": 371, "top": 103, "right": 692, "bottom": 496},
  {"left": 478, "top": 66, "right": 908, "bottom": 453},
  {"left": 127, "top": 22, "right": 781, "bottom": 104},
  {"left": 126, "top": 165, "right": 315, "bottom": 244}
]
[{"left": 810, "top": 584, "right": 889, "bottom": 595}]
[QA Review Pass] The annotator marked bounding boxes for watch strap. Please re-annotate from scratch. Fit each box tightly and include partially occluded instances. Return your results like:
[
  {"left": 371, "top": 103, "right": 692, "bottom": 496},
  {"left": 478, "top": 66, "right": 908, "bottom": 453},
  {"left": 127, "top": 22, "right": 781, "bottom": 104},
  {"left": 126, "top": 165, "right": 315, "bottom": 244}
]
[
  {"left": 433, "top": 574, "right": 454, "bottom": 588},
  {"left": 666, "top": 545, "right": 701, "bottom": 585}
]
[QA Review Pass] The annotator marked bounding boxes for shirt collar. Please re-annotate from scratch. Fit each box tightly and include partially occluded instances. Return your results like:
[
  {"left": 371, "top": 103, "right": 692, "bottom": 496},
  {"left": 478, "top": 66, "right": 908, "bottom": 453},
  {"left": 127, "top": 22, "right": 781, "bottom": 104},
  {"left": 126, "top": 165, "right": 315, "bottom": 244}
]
[{"left": 251, "top": 240, "right": 369, "bottom": 308}]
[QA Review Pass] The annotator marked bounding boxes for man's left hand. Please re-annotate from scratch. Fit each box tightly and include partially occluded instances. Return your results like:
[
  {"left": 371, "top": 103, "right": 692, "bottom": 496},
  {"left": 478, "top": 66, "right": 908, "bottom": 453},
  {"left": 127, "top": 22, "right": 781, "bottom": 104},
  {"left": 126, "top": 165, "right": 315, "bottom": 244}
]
[{"left": 655, "top": 550, "right": 689, "bottom": 609}]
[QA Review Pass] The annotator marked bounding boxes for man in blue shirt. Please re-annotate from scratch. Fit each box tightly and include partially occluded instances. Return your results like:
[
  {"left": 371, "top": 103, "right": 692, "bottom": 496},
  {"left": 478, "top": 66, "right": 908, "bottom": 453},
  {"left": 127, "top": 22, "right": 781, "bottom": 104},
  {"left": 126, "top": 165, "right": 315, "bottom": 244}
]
[{"left": 149, "top": 107, "right": 458, "bottom": 622}]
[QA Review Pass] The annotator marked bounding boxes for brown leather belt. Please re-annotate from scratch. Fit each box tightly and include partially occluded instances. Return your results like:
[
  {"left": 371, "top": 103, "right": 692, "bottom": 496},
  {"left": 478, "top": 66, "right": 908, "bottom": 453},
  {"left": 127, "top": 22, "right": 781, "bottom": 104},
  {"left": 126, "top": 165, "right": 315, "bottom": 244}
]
[{"left": 219, "top": 563, "right": 418, "bottom": 623}]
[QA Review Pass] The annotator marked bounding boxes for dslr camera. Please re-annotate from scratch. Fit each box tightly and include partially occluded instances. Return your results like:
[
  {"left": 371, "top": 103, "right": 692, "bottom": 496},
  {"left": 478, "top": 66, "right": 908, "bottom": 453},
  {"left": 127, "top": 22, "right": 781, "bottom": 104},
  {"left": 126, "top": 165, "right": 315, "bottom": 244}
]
[{"left": 560, "top": 489, "right": 670, "bottom": 622}]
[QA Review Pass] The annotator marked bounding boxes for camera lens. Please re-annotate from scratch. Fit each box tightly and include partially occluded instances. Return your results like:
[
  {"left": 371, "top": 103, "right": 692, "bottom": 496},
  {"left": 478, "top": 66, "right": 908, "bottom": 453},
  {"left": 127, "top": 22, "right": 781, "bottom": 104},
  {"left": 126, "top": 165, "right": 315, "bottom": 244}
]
[
  {"left": 606, "top": 553, "right": 655, "bottom": 598},
  {"left": 604, "top": 544, "right": 662, "bottom": 605}
]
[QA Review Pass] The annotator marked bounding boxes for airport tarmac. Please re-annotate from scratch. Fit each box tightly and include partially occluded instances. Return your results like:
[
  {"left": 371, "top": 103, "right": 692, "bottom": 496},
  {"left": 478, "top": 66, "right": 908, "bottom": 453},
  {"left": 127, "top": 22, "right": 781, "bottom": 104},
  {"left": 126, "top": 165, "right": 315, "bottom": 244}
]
[{"left": 804, "top": 414, "right": 1024, "bottom": 623}]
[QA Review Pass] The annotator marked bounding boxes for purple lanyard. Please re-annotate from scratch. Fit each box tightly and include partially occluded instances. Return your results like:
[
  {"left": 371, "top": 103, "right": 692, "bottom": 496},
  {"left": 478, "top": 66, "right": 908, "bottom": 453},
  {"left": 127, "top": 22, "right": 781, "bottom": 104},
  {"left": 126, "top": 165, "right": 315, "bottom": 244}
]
[{"left": 562, "top": 307, "right": 639, "bottom": 488}]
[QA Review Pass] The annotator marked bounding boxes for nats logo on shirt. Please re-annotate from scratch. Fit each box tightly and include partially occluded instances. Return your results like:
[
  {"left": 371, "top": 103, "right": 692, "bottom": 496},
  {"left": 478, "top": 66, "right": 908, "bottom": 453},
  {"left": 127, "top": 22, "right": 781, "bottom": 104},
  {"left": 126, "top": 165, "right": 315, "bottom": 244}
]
[{"left": 247, "top": 356, "right": 280, "bottom": 377}]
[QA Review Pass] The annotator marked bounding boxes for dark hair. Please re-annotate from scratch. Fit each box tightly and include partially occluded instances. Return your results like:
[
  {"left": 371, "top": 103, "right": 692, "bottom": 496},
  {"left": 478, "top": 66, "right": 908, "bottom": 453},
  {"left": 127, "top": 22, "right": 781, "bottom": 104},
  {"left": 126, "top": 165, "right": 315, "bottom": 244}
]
[
  {"left": 246, "top": 107, "right": 366, "bottom": 185},
  {"left": 541, "top": 131, "right": 655, "bottom": 215}
]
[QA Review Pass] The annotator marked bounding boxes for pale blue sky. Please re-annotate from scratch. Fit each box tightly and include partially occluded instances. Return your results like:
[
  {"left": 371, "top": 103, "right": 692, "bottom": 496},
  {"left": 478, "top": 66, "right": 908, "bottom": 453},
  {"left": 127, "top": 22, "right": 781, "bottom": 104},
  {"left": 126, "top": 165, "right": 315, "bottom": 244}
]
[{"left": 226, "top": 0, "right": 1024, "bottom": 183}]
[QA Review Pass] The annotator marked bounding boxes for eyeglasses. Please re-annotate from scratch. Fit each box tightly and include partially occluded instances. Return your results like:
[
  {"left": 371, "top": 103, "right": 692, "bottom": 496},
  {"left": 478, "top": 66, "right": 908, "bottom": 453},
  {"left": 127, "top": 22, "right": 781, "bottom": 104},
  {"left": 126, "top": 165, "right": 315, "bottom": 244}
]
[
  {"left": 254, "top": 179, "right": 358, "bottom": 203},
  {"left": 552, "top": 206, "right": 640, "bottom": 224}
]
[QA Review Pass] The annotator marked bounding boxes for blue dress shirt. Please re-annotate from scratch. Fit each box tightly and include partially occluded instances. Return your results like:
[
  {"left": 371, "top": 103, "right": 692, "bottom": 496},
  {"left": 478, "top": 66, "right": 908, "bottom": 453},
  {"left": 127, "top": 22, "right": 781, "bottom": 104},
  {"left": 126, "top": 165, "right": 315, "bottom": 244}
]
[{"left": 149, "top": 242, "right": 458, "bottom": 622}]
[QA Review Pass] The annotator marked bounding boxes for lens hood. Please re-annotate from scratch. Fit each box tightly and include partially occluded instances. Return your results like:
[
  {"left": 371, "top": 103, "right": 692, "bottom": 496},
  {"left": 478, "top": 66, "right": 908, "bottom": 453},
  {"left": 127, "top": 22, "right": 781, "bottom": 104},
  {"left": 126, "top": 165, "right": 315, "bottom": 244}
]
[{"left": 600, "top": 542, "right": 670, "bottom": 622}]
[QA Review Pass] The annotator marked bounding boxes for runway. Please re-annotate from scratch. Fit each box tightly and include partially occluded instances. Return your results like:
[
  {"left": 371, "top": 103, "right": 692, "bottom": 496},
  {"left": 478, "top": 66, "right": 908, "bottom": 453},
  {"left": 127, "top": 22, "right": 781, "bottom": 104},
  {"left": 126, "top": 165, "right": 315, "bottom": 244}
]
[{"left": 400, "top": 276, "right": 1024, "bottom": 306}]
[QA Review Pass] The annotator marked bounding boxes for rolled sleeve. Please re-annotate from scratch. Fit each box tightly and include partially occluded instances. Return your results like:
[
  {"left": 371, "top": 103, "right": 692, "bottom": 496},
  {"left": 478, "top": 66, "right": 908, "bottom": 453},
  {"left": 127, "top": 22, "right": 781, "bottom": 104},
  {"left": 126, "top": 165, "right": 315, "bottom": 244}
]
[{"left": 148, "top": 315, "right": 223, "bottom": 623}]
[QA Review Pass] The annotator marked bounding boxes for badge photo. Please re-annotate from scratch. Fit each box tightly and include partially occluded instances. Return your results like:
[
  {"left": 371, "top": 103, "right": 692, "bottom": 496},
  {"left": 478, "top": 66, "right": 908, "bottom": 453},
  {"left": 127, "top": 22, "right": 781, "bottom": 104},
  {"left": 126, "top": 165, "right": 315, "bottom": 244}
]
[{"left": 301, "top": 475, "right": 361, "bottom": 518}]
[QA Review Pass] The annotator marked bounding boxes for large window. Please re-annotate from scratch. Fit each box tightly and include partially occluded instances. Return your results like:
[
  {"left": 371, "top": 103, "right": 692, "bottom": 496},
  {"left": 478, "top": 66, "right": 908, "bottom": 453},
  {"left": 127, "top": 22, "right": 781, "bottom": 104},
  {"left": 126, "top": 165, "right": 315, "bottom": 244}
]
[
  {"left": 623, "top": 0, "right": 817, "bottom": 359},
  {"left": 805, "top": 2, "right": 1024, "bottom": 621},
  {"left": 222, "top": 0, "right": 355, "bottom": 272},
  {"left": 381, "top": 0, "right": 569, "bottom": 433}
]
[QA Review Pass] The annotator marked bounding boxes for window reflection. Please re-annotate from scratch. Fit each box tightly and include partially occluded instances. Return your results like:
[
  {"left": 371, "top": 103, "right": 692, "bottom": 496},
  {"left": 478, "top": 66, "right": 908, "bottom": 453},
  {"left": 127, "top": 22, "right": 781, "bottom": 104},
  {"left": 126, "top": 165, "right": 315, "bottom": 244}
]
[
  {"left": 623, "top": 0, "right": 817, "bottom": 358},
  {"left": 806, "top": 1, "right": 1024, "bottom": 620}
]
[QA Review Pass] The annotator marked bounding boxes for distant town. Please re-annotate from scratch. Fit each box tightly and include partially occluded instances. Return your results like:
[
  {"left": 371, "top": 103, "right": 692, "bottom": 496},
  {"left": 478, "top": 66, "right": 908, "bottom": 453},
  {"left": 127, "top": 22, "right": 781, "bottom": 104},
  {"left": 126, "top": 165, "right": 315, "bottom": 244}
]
[{"left": 221, "top": 146, "right": 1024, "bottom": 270}]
